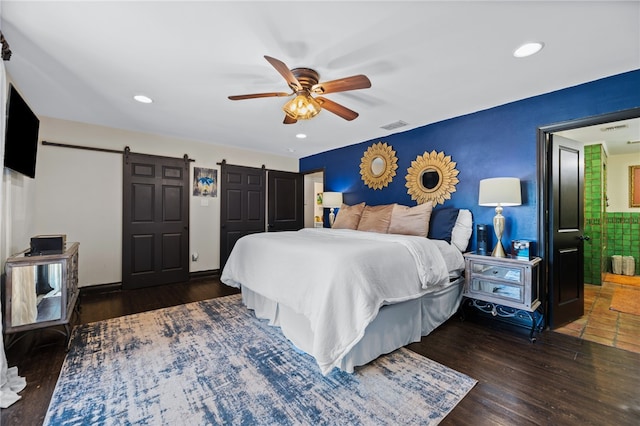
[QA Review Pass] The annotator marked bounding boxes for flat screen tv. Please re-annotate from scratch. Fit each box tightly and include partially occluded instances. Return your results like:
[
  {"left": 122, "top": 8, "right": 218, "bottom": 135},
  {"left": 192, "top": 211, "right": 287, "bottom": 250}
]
[{"left": 4, "top": 84, "right": 40, "bottom": 178}]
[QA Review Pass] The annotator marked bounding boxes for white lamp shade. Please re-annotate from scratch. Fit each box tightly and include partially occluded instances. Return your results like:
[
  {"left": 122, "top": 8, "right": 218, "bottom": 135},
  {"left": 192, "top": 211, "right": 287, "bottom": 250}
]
[
  {"left": 322, "top": 192, "right": 343, "bottom": 208},
  {"left": 478, "top": 178, "right": 522, "bottom": 206}
]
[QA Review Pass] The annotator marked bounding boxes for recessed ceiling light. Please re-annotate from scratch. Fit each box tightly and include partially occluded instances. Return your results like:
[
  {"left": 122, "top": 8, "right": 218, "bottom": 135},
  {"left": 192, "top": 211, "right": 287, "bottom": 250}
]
[
  {"left": 296, "top": 133, "right": 307, "bottom": 139},
  {"left": 133, "top": 94, "right": 153, "bottom": 104},
  {"left": 513, "top": 42, "right": 544, "bottom": 58}
]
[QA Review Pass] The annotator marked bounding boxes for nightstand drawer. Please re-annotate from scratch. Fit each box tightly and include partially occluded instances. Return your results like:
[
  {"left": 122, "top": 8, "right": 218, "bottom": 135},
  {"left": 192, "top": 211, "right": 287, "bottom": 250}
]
[
  {"left": 469, "top": 278, "right": 524, "bottom": 304},
  {"left": 471, "top": 263, "right": 523, "bottom": 283}
]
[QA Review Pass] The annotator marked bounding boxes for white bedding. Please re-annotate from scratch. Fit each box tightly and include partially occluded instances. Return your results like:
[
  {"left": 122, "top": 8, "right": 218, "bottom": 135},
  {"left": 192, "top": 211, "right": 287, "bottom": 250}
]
[{"left": 221, "top": 228, "right": 464, "bottom": 374}]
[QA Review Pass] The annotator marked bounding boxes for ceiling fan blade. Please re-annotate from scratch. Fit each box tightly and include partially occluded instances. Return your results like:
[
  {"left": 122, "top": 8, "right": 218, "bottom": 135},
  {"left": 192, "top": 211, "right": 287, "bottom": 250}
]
[
  {"left": 315, "top": 96, "right": 359, "bottom": 121},
  {"left": 228, "top": 92, "right": 291, "bottom": 100},
  {"left": 312, "top": 74, "right": 371, "bottom": 95},
  {"left": 283, "top": 115, "right": 297, "bottom": 124},
  {"left": 264, "top": 55, "right": 303, "bottom": 91}
]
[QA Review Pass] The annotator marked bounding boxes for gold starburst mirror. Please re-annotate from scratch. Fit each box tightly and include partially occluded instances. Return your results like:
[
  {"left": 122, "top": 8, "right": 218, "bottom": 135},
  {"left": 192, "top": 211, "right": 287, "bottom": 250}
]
[
  {"left": 360, "top": 142, "right": 398, "bottom": 190},
  {"left": 405, "top": 150, "right": 459, "bottom": 205}
]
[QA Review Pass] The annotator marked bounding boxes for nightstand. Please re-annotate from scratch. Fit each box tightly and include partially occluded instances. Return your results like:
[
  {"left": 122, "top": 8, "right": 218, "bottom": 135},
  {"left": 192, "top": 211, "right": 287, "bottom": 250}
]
[{"left": 462, "top": 253, "right": 543, "bottom": 341}]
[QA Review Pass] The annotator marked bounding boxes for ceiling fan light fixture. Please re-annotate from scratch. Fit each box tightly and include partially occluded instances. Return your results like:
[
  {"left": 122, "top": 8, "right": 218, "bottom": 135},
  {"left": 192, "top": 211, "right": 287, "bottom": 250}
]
[
  {"left": 230, "top": 55, "right": 369, "bottom": 123},
  {"left": 283, "top": 94, "right": 321, "bottom": 120}
]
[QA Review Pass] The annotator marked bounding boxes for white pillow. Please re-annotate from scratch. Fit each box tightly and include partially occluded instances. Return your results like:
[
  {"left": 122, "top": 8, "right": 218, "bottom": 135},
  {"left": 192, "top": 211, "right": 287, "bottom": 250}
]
[{"left": 451, "top": 209, "right": 472, "bottom": 252}]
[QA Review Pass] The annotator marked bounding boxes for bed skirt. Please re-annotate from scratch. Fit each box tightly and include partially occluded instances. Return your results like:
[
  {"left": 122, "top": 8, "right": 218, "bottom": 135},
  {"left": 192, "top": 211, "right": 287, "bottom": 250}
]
[{"left": 241, "top": 277, "right": 464, "bottom": 373}]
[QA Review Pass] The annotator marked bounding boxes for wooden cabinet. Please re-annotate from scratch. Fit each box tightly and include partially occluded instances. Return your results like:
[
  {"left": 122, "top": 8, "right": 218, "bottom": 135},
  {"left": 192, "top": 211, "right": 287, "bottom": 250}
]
[
  {"left": 3, "top": 242, "right": 79, "bottom": 347},
  {"left": 462, "top": 253, "right": 542, "bottom": 341}
]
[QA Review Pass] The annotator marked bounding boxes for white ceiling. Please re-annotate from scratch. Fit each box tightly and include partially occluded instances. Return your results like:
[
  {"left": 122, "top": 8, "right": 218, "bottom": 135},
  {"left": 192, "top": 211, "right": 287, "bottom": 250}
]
[
  {"left": 1, "top": 1, "right": 639, "bottom": 159},
  {"left": 557, "top": 117, "right": 640, "bottom": 156}
]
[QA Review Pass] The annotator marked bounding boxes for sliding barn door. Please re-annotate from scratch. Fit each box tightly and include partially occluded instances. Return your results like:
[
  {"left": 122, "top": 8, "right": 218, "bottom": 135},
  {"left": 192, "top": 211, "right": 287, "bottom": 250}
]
[{"left": 123, "top": 152, "right": 190, "bottom": 289}]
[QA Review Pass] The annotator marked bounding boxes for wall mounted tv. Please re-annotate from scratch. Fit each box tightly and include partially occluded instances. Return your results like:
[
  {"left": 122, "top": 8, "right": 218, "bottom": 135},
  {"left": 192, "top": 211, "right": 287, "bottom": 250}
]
[{"left": 4, "top": 84, "right": 40, "bottom": 178}]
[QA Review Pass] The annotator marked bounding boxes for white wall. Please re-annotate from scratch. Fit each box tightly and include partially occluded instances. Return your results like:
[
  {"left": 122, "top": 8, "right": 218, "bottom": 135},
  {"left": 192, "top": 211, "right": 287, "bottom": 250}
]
[
  {"left": 33, "top": 117, "right": 298, "bottom": 287},
  {"left": 607, "top": 153, "right": 640, "bottom": 212},
  {"left": 3, "top": 171, "right": 37, "bottom": 258}
]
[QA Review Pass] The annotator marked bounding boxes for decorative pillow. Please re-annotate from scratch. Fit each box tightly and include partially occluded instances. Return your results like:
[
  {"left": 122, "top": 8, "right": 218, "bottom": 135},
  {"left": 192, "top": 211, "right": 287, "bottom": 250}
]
[
  {"left": 451, "top": 209, "right": 473, "bottom": 252},
  {"left": 388, "top": 201, "right": 433, "bottom": 237},
  {"left": 332, "top": 202, "right": 366, "bottom": 229},
  {"left": 427, "top": 207, "right": 460, "bottom": 243},
  {"left": 357, "top": 204, "right": 395, "bottom": 233}
]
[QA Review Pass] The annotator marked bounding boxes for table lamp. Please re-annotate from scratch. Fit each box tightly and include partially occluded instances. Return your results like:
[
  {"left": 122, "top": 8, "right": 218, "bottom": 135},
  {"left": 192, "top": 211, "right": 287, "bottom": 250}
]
[
  {"left": 322, "top": 192, "right": 343, "bottom": 226},
  {"left": 478, "top": 177, "right": 522, "bottom": 257}
]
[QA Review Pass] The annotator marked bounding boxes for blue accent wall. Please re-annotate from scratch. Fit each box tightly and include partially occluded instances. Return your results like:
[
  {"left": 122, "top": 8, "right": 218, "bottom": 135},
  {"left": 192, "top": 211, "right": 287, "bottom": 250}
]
[{"left": 300, "top": 70, "right": 640, "bottom": 252}]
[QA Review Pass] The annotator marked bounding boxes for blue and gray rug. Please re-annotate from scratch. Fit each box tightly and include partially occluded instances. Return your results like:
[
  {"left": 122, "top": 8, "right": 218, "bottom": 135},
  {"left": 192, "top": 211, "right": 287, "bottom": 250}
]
[{"left": 44, "top": 294, "right": 476, "bottom": 425}]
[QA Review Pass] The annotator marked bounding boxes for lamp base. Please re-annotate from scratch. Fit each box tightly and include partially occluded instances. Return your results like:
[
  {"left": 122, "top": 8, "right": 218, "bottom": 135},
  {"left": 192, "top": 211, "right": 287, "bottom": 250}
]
[
  {"left": 492, "top": 205, "right": 507, "bottom": 258},
  {"left": 329, "top": 208, "right": 336, "bottom": 227},
  {"left": 492, "top": 240, "right": 507, "bottom": 258}
]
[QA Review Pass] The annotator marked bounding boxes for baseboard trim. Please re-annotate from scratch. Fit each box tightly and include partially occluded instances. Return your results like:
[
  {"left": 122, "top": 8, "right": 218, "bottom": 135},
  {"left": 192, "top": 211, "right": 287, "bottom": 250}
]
[
  {"left": 80, "top": 282, "right": 122, "bottom": 296},
  {"left": 190, "top": 269, "right": 220, "bottom": 280},
  {"left": 78, "top": 270, "right": 220, "bottom": 296}
]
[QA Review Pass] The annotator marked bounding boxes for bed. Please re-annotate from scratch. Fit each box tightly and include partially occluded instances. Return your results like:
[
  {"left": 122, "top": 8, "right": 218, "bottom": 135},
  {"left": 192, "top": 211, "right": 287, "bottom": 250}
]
[{"left": 221, "top": 203, "right": 472, "bottom": 375}]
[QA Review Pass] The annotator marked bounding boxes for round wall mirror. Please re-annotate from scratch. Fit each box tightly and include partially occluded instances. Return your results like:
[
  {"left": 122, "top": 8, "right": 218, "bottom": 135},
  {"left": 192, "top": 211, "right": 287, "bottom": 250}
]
[
  {"left": 360, "top": 142, "right": 398, "bottom": 190},
  {"left": 421, "top": 168, "right": 441, "bottom": 190},
  {"left": 405, "top": 150, "right": 459, "bottom": 205},
  {"left": 370, "top": 157, "right": 386, "bottom": 177}
]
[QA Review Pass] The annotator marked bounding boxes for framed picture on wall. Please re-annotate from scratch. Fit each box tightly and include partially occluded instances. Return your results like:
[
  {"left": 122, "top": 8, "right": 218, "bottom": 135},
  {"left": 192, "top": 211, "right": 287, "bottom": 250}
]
[
  {"left": 630, "top": 165, "right": 640, "bottom": 208},
  {"left": 193, "top": 167, "right": 217, "bottom": 197}
]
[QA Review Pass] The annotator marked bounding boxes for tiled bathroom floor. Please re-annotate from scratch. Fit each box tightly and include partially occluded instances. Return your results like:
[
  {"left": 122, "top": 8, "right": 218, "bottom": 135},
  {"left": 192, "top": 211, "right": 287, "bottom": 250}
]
[{"left": 554, "top": 281, "right": 640, "bottom": 354}]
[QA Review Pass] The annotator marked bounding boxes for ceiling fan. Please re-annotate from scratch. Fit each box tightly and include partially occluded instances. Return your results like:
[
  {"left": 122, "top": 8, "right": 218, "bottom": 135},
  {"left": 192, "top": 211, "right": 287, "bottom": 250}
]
[{"left": 228, "top": 55, "right": 372, "bottom": 124}]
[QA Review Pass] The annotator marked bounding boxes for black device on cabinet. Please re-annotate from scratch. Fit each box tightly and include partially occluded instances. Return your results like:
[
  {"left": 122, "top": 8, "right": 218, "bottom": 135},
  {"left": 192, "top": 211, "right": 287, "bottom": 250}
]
[
  {"left": 476, "top": 224, "right": 488, "bottom": 255},
  {"left": 4, "top": 84, "right": 40, "bottom": 178},
  {"left": 29, "top": 235, "right": 66, "bottom": 256}
]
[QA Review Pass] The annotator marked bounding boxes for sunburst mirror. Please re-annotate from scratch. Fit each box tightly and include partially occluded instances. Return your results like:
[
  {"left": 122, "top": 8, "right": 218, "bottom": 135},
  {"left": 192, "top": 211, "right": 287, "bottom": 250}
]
[
  {"left": 360, "top": 142, "right": 398, "bottom": 190},
  {"left": 405, "top": 150, "right": 459, "bottom": 205}
]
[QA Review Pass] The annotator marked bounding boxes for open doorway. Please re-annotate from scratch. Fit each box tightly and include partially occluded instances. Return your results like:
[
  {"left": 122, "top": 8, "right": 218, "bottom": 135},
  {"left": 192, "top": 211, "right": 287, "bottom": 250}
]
[
  {"left": 554, "top": 116, "right": 640, "bottom": 286},
  {"left": 553, "top": 116, "right": 640, "bottom": 353},
  {"left": 539, "top": 108, "right": 640, "bottom": 353},
  {"left": 303, "top": 170, "right": 325, "bottom": 228}
]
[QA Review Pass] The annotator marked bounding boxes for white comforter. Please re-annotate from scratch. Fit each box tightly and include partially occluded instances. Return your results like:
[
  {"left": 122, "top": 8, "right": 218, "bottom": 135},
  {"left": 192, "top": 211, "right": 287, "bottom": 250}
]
[{"left": 221, "top": 228, "right": 456, "bottom": 374}]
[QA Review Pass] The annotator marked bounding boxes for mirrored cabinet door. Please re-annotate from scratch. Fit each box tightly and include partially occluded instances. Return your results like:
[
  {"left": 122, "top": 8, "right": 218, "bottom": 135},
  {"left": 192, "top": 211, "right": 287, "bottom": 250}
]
[{"left": 10, "top": 262, "right": 64, "bottom": 327}]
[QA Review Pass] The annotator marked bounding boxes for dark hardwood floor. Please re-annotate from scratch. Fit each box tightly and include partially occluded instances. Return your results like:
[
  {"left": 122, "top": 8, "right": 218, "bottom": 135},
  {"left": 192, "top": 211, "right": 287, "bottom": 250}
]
[{"left": 2, "top": 277, "right": 639, "bottom": 426}]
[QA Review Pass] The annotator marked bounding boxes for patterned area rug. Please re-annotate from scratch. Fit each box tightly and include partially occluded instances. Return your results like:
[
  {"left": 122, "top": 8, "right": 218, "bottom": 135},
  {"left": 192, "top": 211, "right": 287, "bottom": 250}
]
[{"left": 45, "top": 294, "right": 476, "bottom": 425}]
